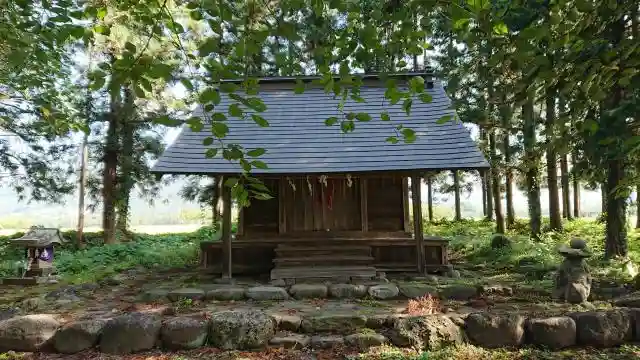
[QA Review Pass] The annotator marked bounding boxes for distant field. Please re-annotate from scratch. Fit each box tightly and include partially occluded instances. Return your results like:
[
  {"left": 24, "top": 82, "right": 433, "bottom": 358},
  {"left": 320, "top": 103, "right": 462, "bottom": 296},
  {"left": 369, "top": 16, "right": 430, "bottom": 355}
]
[{"left": 0, "top": 224, "right": 204, "bottom": 236}]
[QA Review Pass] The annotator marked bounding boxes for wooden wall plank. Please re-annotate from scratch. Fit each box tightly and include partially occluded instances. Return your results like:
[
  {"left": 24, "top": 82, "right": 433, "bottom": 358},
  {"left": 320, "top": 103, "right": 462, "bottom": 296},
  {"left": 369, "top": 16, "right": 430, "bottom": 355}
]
[{"left": 360, "top": 178, "right": 369, "bottom": 231}]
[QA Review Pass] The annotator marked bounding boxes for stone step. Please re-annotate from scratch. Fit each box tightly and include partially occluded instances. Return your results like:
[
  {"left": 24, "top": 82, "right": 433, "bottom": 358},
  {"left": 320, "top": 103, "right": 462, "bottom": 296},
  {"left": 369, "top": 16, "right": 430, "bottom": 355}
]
[
  {"left": 273, "top": 255, "right": 374, "bottom": 267},
  {"left": 270, "top": 265, "right": 377, "bottom": 281}
]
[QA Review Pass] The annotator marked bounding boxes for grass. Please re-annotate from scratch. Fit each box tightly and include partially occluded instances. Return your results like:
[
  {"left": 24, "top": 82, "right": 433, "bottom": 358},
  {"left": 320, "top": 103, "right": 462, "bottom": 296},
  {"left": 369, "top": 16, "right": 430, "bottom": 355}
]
[
  {"left": 428, "top": 217, "right": 640, "bottom": 287},
  {"left": 1, "top": 216, "right": 638, "bottom": 289},
  {"left": 352, "top": 344, "right": 640, "bottom": 360},
  {"left": 0, "top": 225, "right": 233, "bottom": 284}
]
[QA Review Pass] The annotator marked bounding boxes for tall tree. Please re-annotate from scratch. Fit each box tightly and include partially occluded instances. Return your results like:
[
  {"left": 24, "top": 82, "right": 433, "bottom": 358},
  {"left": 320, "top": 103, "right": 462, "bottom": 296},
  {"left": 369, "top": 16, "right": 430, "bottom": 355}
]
[
  {"left": 522, "top": 95, "right": 542, "bottom": 239},
  {"left": 559, "top": 96, "right": 572, "bottom": 220},
  {"left": 545, "top": 93, "right": 562, "bottom": 231}
]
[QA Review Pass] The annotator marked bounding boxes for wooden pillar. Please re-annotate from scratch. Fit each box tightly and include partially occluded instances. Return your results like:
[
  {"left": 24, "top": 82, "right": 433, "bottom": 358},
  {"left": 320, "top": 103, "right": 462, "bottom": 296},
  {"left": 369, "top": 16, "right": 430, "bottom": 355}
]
[
  {"left": 411, "top": 174, "right": 425, "bottom": 274},
  {"left": 402, "top": 177, "right": 411, "bottom": 232},
  {"left": 278, "top": 178, "right": 286, "bottom": 234},
  {"left": 221, "top": 176, "right": 232, "bottom": 279},
  {"left": 360, "top": 178, "right": 369, "bottom": 232}
]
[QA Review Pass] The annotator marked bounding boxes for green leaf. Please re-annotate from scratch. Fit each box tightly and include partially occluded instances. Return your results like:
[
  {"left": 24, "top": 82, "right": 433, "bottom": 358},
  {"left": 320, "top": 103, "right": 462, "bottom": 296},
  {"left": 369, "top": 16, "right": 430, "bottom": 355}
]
[
  {"left": 177, "top": 78, "right": 193, "bottom": 91},
  {"left": 341, "top": 120, "right": 355, "bottom": 133},
  {"left": 493, "top": 22, "right": 508, "bottom": 35},
  {"left": 380, "top": 112, "right": 391, "bottom": 121},
  {"left": 294, "top": 79, "right": 305, "bottom": 94},
  {"left": 355, "top": 112, "right": 372, "bottom": 122},
  {"left": 205, "top": 148, "right": 218, "bottom": 158},
  {"left": 223, "top": 148, "right": 244, "bottom": 160},
  {"left": 96, "top": 7, "right": 107, "bottom": 20},
  {"left": 401, "top": 128, "right": 417, "bottom": 143},
  {"left": 251, "top": 114, "right": 270, "bottom": 127},
  {"left": 247, "top": 148, "right": 267, "bottom": 157},
  {"left": 134, "top": 84, "right": 145, "bottom": 98},
  {"left": 419, "top": 93, "right": 433, "bottom": 103},
  {"left": 212, "top": 112, "right": 227, "bottom": 122},
  {"left": 396, "top": 60, "right": 407, "bottom": 68},
  {"left": 225, "top": 177, "right": 239, "bottom": 187},
  {"left": 148, "top": 63, "right": 173, "bottom": 79},
  {"left": 409, "top": 76, "right": 425, "bottom": 93},
  {"left": 325, "top": 116, "right": 339, "bottom": 126},
  {"left": 254, "top": 192, "right": 274, "bottom": 200},
  {"left": 386, "top": 136, "right": 399, "bottom": 144},
  {"left": 437, "top": 115, "right": 453, "bottom": 124},
  {"left": 199, "top": 38, "right": 218, "bottom": 56},
  {"left": 93, "top": 25, "right": 110, "bottom": 35},
  {"left": 229, "top": 103, "right": 244, "bottom": 117},
  {"left": 246, "top": 97, "right": 267, "bottom": 112},
  {"left": 251, "top": 160, "right": 268, "bottom": 169},
  {"left": 199, "top": 88, "right": 221, "bottom": 105},
  {"left": 219, "top": 83, "right": 237, "bottom": 93},
  {"left": 211, "top": 122, "right": 229, "bottom": 138},
  {"left": 402, "top": 99, "right": 413, "bottom": 115},
  {"left": 154, "top": 115, "right": 180, "bottom": 126},
  {"left": 90, "top": 75, "right": 105, "bottom": 90},
  {"left": 187, "top": 117, "right": 204, "bottom": 132},
  {"left": 203, "top": 137, "right": 214, "bottom": 146},
  {"left": 125, "top": 42, "right": 137, "bottom": 53}
]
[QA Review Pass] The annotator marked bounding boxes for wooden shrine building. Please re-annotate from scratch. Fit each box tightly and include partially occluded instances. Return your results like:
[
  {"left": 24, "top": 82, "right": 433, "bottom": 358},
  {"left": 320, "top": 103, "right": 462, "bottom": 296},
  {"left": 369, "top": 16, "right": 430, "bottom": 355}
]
[{"left": 151, "top": 72, "right": 489, "bottom": 282}]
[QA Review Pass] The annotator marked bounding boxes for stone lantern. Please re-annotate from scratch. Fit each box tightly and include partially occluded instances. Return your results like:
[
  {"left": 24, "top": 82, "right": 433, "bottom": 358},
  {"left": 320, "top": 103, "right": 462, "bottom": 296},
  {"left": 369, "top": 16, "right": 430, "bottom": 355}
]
[
  {"left": 553, "top": 238, "right": 592, "bottom": 304},
  {"left": 2, "top": 226, "right": 68, "bottom": 285}
]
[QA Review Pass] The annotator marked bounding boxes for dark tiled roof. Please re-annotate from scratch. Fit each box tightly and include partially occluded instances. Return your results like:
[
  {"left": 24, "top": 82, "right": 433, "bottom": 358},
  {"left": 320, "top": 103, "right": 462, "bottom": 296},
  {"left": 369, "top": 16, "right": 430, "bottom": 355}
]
[{"left": 152, "top": 78, "right": 489, "bottom": 175}]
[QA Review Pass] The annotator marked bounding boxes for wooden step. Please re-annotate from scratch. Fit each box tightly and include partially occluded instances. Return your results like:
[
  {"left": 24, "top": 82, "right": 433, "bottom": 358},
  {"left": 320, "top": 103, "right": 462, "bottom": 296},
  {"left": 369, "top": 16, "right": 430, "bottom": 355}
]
[
  {"left": 273, "top": 255, "right": 373, "bottom": 267},
  {"left": 276, "top": 246, "right": 371, "bottom": 257},
  {"left": 270, "top": 265, "right": 377, "bottom": 281},
  {"left": 276, "top": 244, "right": 371, "bottom": 251}
]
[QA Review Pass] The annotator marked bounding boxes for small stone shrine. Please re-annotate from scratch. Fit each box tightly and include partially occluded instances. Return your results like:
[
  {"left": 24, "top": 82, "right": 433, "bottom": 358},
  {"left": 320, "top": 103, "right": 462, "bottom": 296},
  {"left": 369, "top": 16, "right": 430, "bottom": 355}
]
[
  {"left": 553, "top": 238, "right": 592, "bottom": 304},
  {"left": 1, "top": 226, "right": 68, "bottom": 285}
]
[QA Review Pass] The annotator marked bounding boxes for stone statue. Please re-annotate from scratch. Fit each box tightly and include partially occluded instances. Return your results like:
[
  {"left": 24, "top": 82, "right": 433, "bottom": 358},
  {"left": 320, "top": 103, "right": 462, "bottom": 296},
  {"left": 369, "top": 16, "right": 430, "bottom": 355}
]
[{"left": 553, "top": 238, "right": 592, "bottom": 304}]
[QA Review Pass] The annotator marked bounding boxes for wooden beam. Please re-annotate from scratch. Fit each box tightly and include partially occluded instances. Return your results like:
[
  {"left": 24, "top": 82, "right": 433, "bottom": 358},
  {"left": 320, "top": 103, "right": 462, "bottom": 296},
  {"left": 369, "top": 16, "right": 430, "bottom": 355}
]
[
  {"left": 360, "top": 178, "right": 369, "bottom": 232},
  {"left": 411, "top": 174, "right": 425, "bottom": 274},
  {"left": 221, "top": 177, "right": 233, "bottom": 279},
  {"left": 278, "top": 178, "right": 286, "bottom": 233},
  {"left": 402, "top": 177, "right": 411, "bottom": 232}
]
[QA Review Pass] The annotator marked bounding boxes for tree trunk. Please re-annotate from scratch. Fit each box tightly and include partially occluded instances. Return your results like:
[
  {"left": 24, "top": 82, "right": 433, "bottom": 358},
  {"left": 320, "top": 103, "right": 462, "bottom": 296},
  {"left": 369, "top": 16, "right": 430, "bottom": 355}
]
[
  {"left": 484, "top": 131, "right": 494, "bottom": 221},
  {"left": 601, "top": 183, "right": 607, "bottom": 214},
  {"left": 545, "top": 92, "right": 563, "bottom": 231},
  {"left": 559, "top": 97, "right": 572, "bottom": 220},
  {"left": 572, "top": 152, "right": 580, "bottom": 218},
  {"left": 503, "top": 128, "right": 515, "bottom": 227},
  {"left": 523, "top": 97, "right": 542, "bottom": 240},
  {"left": 103, "top": 116, "right": 119, "bottom": 245},
  {"left": 481, "top": 171, "right": 487, "bottom": 217},
  {"left": 102, "top": 63, "right": 120, "bottom": 245},
  {"left": 490, "top": 130, "right": 505, "bottom": 233},
  {"left": 453, "top": 171, "right": 461, "bottom": 221},
  {"left": 116, "top": 85, "right": 136, "bottom": 239},
  {"left": 603, "top": 15, "right": 629, "bottom": 259},
  {"left": 605, "top": 158, "right": 628, "bottom": 258},
  {"left": 427, "top": 176, "right": 434, "bottom": 223},
  {"left": 560, "top": 154, "right": 571, "bottom": 219},
  {"left": 636, "top": 184, "right": 640, "bottom": 229},
  {"left": 76, "top": 129, "right": 89, "bottom": 248}
]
